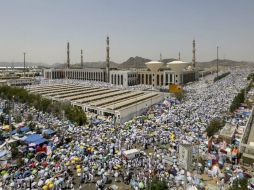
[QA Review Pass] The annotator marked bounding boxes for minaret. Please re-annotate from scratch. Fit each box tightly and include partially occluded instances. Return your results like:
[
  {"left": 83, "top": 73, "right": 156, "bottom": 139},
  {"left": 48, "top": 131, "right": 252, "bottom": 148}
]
[
  {"left": 192, "top": 40, "right": 196, "bottom": 68},
  {"left": 217, "top": 46, "right": 219, "bottom": 77},
  {"left": 178, "top": 51, "right": 181, "bottom": 60},
  {"left": 67, "top": 42, "right": 70, "bottom": 69},
  {"left": 160, "top": 53, "right": 162, "bottom": 61},
  {"left": 106, "top": 36, "right": 110, "bottom": 82},
  {"left": 81, "top": 49, "right": 84, "bottom": 68}
]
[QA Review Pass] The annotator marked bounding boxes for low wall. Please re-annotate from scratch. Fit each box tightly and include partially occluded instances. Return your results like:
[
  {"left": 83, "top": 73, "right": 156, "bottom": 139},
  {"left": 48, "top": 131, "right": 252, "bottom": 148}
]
[{"left": 119, "top": 94, "right": 164, "bottom": 123}]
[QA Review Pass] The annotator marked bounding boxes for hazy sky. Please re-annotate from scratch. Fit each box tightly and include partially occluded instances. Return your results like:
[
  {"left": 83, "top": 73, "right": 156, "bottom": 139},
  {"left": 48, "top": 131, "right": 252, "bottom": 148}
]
[{"left": 0, "top": 0, "right": 253, "bottom": 64}]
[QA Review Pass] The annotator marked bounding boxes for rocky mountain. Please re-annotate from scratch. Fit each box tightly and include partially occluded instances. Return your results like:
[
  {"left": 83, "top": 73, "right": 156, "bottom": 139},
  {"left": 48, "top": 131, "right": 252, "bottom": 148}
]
[
  {"left": 74, "top": 61, "right": 119, "bottom": 69},
  {"left": 197, "top": 59, "right": 253, "bottom": 69},
  {"left": 118, "top": 57, "right": 178, "bottom": 69},
  {"left": 0, "top": 58, "right": 252, "bottom": 70},
  {"left": 118, "top": 56, "right": 151, "bottom": 68},
  {"left": 0, "top": 62, "right": 47, "bottom": 67},
  {"left": 53, "top": 57, "right": 177, "bottom": 69}
]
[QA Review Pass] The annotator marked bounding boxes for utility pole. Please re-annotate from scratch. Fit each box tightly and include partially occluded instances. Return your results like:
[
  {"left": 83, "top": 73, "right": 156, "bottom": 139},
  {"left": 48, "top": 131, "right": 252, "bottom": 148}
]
[
  {"left": 217, "top": 46, "right": 219, "bottom": 77},
  {"left": 23, "top": 52, "right": 26, "bottom": 77}
]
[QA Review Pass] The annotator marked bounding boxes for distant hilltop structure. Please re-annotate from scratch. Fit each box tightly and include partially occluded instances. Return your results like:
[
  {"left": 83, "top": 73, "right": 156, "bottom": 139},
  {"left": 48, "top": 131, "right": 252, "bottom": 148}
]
[{"left": 44, "top": 39, "right": 199, "bottom": 88}]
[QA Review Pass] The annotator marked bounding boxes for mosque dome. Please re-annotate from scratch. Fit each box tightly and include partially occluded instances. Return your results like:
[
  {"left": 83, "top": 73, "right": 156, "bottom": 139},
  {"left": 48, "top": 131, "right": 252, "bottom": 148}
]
[
  {"left": 166, "top": 60, "right": 190, "bottom": 71},
  {"left": 145, "top": 61, "right": 164, "bottom": 72}
]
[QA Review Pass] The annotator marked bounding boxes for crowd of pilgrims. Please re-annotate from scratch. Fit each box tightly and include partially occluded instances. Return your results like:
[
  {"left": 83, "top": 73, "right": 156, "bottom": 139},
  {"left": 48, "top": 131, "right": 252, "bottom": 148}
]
[{"left": 0, "top": 68, "right": 251, "bottom": 190}]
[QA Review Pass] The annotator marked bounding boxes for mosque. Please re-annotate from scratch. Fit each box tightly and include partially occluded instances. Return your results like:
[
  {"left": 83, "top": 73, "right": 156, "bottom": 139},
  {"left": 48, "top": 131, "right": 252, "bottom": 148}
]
[{"left": 43, "top": 37, "right": 198, "bottom": 88}]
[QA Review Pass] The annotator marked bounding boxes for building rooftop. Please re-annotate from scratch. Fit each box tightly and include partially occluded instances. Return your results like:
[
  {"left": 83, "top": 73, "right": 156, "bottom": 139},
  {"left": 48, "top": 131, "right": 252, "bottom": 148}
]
[
  {"left": 167, "top": 60, "right": 188, "bottom": 64},
  {"left": 28, "top": 84, "right": 163, "bottom": 117}
]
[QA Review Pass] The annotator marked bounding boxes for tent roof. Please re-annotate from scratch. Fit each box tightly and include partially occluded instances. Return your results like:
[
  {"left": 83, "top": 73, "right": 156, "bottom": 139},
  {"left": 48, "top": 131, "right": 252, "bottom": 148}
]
[
  {"left": 42, "top": 129, "right": 55, "bottom": 135},
  {"left": 11, "top": 126, "right": 30, "bottom": 135},
  {"left": 0, "top": 150, "right": 8, "bottom": 158},
  {"left": 33, "top": 138, "right": 47, "bottom": 145},
  {"left": 92, "top": 120, "right": 101, "bottom": 125},
  {"left": 23, "top": 134, "right": 43, "bottom": 143}
]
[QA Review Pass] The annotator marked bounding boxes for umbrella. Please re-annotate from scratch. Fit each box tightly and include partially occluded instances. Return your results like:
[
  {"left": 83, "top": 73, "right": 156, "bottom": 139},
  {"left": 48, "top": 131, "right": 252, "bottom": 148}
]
[
  {"left": 139, "top": 182, "right": 145, "bottom": 189},
  {"left": 10, "top": 181, "right": 14, "bottom": 187},
  {"left": 23, "top": 170, "right": 31, "bottom": 178},
  {"left": 249, "top": 177, "right": 254, "bottom": 184},
  {"left": 77, "top": 168, "right": 81, "bottom": 173},
  {"left": 3, "top": 173, "right": 9, "bottom": 180},
  {"left": 1, "top": 170, "right": 7, "bottom": 175},
  {"left": 49, "top": 183, "right": 54, "bottom": 189},
  {"left": 30, "top": 162, "right": 36, "bottom": 168},
  {"left": 41, "top": 161, "right": 48, "bottom": 167},
  {"left": 110, "top": 185, "right": 119, "bottom": 190},
  {"left": 32, "top": 169, "right": 37, "bottom": 174},
  {"left": 237, "top": 172, "right": 244, "bottom": 179},
  {"left": 104, "top": 172, "right": 109, "bottom": 176},
  {"left": 73, "top": 157, "right": 80, "bottom": 161}
]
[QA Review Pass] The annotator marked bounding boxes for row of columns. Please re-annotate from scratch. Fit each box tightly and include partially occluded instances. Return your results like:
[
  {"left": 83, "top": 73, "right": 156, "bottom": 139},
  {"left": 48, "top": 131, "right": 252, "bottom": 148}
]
[
  {"left": 45, "top": 70, "right": 105, "bottom": 82},
  {"left": 111, "top": 74, "right": 123, "bottom": 85},
  {"left": 138, "top": 73, "right": 175, "bottom": 86},
  {"left": 44, "top": 70, "right": 178, "bottom": 86},
  {"left": 65, "top": 71, "right": 104, "bottom": 81}
]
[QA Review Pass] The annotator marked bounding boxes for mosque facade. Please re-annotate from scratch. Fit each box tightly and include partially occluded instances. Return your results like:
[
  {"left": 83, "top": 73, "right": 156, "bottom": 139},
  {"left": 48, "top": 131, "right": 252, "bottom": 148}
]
[
  {"left": 43, "top": 38, "right": 198, "bottom": 88},
  {"left": 43, "top": 62, "right": 198, "bottom": 88}
]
